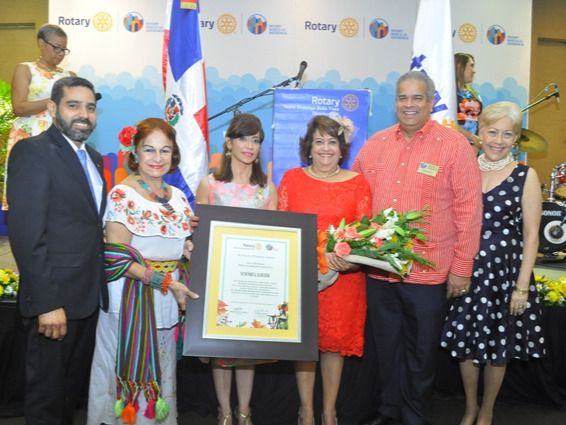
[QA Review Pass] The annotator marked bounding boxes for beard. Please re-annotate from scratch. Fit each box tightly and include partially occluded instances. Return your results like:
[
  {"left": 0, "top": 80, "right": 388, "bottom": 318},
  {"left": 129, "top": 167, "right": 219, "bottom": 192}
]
[{"left": 54, "top": 110, "right": 96, "bottom": 142}]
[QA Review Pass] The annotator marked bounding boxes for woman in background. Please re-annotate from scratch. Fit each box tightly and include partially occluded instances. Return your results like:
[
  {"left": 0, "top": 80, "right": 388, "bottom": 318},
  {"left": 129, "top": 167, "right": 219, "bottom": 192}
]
[
  {"left": 4, "top": 24, "right": 75, "bottom": 208},
  {"left": 278, "top": 115, "right": 371, "bottom": 425},
  {"left": 441, "top": 102, "right": 544, "bottom": 425},
  {"left": 196, "top": 113, "right": 277, "bottom": 425},
  {"left": 455, "top": 52, "right": 483, "bottom": 149}
]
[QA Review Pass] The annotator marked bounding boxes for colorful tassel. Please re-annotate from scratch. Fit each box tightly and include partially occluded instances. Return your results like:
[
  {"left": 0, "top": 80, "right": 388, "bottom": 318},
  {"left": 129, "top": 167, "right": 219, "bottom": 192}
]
[
  {"left": 144, "top": 399, "right": 156, "bottom": 419},
  {"left": 121, "top": 402, "right": 137, "bottom": 424},
  {"left": 114, "top": 399, "right": 124, "bottom": 418},
  {"left": 155, "top": 397, "right": 170, "bottom": 422}
]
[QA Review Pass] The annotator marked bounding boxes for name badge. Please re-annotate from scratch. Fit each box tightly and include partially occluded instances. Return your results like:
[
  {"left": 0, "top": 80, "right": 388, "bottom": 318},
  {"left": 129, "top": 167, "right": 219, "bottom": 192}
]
[{"left": 417, "top": 162, "right": 439, "bottom": 177}]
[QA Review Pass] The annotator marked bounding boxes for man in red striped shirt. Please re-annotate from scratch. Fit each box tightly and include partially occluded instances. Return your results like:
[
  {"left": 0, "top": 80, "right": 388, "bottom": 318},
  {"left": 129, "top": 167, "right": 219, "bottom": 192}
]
[{"left": 353, "top": 71, "right": 482, "bottom": 425}]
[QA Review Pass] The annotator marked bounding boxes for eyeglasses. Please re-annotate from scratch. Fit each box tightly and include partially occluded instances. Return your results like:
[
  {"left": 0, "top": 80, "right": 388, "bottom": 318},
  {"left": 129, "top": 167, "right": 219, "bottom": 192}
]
[
  {"left": 41, "top": 38, "right": 71, "bottom": 56},
  {"left": 485, "top": 129, "right": 516, "bottom": 142}
]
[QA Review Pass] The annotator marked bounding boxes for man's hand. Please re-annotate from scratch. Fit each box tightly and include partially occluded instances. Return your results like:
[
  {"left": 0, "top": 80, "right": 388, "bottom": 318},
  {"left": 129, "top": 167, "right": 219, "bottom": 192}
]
[
  {"left": 446, "top": 273, "right": 471, "bottom": 299},
  {"left": 37, "top": 308, "right": 67, "bottom": 340}
]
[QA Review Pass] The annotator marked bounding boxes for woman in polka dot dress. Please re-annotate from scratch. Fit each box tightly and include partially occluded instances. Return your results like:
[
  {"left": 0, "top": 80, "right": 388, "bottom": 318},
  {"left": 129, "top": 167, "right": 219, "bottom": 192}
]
[{"left": 441, "top": 101, "right": 545, "bottom": 425}]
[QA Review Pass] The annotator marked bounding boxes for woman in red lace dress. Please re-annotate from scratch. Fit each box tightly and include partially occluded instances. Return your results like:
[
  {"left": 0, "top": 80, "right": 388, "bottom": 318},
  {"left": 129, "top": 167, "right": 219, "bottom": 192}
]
[{"left": 278, "top": 115, "right": 371, "bottom": 425}]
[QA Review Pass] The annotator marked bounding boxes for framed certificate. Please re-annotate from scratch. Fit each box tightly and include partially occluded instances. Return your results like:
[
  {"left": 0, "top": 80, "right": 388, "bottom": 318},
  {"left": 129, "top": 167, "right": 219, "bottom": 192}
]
[{"left": 184, "top": 204, "right": 319, "bottom": 361}]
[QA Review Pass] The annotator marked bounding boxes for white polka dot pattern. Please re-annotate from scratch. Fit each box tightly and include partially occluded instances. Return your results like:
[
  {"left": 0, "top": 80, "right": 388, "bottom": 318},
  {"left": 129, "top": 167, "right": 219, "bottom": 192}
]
[{"left": 440, "top": 166, "right": 545, "bottom": 364}]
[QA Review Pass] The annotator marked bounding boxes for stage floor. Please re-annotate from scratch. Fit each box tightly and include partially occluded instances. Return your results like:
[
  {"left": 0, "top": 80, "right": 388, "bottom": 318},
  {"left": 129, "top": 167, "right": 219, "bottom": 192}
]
[{"left": 0, "top": 396, "right": 564, "bottom": 425}]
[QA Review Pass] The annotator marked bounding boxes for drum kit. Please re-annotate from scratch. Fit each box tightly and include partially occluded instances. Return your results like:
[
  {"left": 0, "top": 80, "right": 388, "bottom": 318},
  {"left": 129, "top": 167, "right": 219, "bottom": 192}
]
[
  {"left": 540, "top": 162, "right": 566, "bottom": 258},
  {"left": 510, "top": 128, "right": 566, "bottom": 258},
  {"left": 516, "top": 83, "right": 565, "bottom": 259}
]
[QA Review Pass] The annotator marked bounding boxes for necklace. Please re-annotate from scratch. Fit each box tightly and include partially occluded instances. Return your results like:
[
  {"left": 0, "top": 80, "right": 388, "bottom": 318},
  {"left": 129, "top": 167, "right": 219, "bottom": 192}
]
[
  {"left": 36, "top": 59, "right": 60, "bottom": 73},
  {"left": 137, "top": 176, "right": 175, "bottom": 213},
  {"left": 307, "top": 165, "right": 341, "bottom": 179},
  {"left": 477, "top": 153, "right": 515, "bottom": 172}
]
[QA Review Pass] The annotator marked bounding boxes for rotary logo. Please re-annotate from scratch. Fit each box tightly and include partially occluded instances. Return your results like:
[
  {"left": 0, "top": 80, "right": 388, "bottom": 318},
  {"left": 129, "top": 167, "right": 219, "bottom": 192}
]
[
  {"left": 123, "top": 11, "right": 144, "bottom": 32},
  {"left": 339, "top": 17, "right": 359, "bottom": 38},
  {"left": 369, "top": 18, "right": 389, "bottom": 39},
  {"left": 165, "top": 94, "right": 184, "bottom": 126},
  {"left": 93, "top": 12, "right": 113, "bottom": 32},
  {"left": 247, "top": 14, "right": 267, "bottom": 35},
  {"left": 217, "top": 14, "right": 237, "bottom": 34},
  {"left": 341, "top": 94, "right": 360, "bottom": 112},
  {"left": 487, "top": 25, "right": 506, "bottom": 45},
  {"left": 458, "top": 23, "right": 477, "bottom": 43}
]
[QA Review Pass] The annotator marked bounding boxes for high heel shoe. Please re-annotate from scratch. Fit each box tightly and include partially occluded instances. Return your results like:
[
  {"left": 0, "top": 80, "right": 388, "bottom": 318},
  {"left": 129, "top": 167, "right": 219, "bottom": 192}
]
[
  {"left": 217, "top": 409, "right": 232, "bottom": 425},
  {"left": 236, "top": 408, "right": 252, "bottom": 425}
]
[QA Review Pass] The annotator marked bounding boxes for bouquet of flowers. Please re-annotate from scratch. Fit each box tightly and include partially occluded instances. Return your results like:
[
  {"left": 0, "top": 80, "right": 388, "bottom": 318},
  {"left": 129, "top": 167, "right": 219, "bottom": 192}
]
[
  {"left": 317, "top": 208, "right": 433, "bottom": 290},
  {"left": 535, "top": 275, "right": 566, "bottom": 306},
  {"left": 0, "top": 268, "right": 19, "bottom": 299}
]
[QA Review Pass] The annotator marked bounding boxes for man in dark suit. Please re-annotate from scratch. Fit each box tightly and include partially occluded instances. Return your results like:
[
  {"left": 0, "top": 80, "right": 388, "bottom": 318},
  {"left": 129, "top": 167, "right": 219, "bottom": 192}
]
[{"left": 7, "top": 76, "right": 108, "bottom": 425}]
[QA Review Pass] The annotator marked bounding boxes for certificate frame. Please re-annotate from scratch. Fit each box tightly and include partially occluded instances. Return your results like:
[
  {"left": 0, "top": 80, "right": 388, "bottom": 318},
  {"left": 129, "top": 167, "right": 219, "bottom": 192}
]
[{"left": 184, "top": 204, "right": 319, "bottom": 361}]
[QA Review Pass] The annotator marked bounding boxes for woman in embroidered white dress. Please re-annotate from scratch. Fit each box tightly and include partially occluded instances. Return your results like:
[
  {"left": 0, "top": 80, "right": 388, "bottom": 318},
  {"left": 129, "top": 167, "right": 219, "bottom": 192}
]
[
  {"left": 87, "top": 118, "right": 198, "bottom": 425},
  {"left": 196, "top": 113, "right": 277, "bottom": 425}
]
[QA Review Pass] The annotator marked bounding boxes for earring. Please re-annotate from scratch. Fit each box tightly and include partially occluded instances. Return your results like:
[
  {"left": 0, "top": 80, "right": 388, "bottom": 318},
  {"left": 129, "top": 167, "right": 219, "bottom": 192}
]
[
  {"left": 225, "top": 150, "right": 232, "bottom": 158},
  {"left": 133, "top": 152, "right": 139, "bottom": 163},
  {"left": 254, "top": 157, "right": 259, "bottom": 164}
]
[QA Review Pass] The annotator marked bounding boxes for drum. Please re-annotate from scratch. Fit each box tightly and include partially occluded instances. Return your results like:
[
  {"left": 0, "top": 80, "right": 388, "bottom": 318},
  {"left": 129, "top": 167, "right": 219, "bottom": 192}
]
[
  {"left": 539, "top": 201, "right": 566, "bottom": 254},
  {"left": 552, "top": 163, "right": 566, "bottom": 199}
]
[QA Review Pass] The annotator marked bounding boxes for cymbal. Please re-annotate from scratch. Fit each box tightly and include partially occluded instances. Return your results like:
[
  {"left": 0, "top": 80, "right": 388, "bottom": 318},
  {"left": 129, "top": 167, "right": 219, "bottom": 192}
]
[{"left": 518, "top": 128, "right": 548, "bottom": 153}]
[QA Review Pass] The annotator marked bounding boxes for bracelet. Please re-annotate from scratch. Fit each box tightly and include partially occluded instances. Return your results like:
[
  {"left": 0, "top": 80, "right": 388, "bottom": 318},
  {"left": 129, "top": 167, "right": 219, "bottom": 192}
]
[
  {"left": 142, "top": 267, "right": 154, "bottom": 285},
  {"left": 514, "top": 287, "right": 529, "bottom": 295},
  {"left": 161, "top": 272, "right": 172, "bottom": 294},
  {"left": 149, "top": 271, "right": 165, "bottom": 290}
]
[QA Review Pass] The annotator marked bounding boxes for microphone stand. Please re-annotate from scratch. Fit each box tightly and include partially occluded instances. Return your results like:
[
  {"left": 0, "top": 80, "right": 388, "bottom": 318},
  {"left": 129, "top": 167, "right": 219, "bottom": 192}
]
[
  {"left": 521, "top": 90, "right": 559, "bottom": 112},
  {"left": 209, "top": 75, "right": 299, "bottom": 121}
]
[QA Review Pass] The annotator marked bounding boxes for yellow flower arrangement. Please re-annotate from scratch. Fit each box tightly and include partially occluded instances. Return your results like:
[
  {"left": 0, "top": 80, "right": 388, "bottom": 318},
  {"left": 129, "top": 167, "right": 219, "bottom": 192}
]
[
  {"left": 0, "top": 268, "right": 19, "bottom": 298},
  {"left": 535, "top": 274, "right": 566, "bottom": 306}
]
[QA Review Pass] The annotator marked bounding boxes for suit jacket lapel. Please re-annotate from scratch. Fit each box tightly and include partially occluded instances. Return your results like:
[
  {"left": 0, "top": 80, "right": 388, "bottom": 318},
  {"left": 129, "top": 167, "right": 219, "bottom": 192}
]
[{"left": 48, "top": 125, "right": 99, "bottom": 216}]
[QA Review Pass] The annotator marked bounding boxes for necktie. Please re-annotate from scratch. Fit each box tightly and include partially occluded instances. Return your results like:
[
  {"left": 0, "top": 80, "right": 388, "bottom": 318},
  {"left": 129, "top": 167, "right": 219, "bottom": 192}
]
[{"left": 76, "top": 149, "right": 97, "bottom": 207}]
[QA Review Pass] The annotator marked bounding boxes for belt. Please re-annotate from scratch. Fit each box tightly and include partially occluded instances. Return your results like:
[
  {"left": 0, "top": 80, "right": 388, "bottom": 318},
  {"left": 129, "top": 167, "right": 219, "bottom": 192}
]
[{"left": 146, "top": 259, "right": 178, "bottom": 273}]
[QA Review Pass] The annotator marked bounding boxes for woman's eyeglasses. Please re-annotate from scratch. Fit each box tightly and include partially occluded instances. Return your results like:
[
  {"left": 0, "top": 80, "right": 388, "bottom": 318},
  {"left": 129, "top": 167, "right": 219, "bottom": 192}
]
[{"left": 42, "top": 38, "right": 71, "bottom": 56}]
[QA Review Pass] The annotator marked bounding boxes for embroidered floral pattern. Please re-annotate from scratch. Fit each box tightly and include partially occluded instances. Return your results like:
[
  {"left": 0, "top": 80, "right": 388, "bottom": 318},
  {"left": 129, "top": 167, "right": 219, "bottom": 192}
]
[
  {"left": 105, "top": 185, "right": 192, "bottom": 238},
  {"left": 3, "top": 62, "right": 74, "bottom": 210}
]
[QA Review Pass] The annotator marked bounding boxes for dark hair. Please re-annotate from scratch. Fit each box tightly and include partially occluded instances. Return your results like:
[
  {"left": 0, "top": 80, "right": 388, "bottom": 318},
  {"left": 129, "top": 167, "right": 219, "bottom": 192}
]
[
  {"left": 214, "top": 113, "right": 267, "bottom": 186},
  {"left": 299, "top": 115, "right": 350, "bottom": 165},
  {"left": 37, "top": 24, "right": 67, "bottom": 41},
  {"left": 454, "top": 53, "right": 475, "bottom": 90},
  {"left": 50, "top": 76, "right": 96, "bottom": 105},
  {"left": 396, "top": 71, "right": 436, "bottom": 101},
  {"left": 128, "top": 118, "right": 181, "bottom": 174}
]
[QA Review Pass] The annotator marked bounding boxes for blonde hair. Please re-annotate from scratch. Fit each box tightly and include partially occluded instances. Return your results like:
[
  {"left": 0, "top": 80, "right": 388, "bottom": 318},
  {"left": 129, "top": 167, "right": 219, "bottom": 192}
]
[{"left": 479, "top": 101, "right": 522, "bottom": 135}]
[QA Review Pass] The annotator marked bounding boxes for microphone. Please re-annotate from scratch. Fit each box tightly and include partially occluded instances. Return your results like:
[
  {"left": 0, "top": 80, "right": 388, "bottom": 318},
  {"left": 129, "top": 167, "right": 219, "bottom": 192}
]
[{"left": 294, "top": 61, "right": 308, "bottom": 88}]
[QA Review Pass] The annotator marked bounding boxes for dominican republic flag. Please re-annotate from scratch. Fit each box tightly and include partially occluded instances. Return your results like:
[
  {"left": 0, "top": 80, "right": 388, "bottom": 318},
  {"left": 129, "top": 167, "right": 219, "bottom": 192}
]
[
  {"left": 163, "top": 0, "right": 209, "bottom": 207},
  {"left": 410, "top": 0, "right": 456, "bottom": 125}
]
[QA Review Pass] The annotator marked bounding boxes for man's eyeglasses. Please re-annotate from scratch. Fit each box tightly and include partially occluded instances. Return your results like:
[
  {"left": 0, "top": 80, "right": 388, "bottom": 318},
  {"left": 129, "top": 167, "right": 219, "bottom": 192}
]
[{"left": 41, "top": 38, "right": 71, "bottom": 56}]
